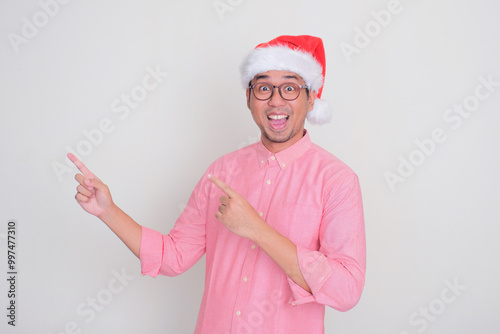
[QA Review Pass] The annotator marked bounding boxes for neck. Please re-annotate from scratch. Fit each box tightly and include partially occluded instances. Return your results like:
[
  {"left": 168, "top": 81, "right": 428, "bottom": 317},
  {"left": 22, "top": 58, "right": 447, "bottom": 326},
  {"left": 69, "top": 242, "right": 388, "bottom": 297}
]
[{"left": 261, "top": 129, "right": 306, "bottom": 154}]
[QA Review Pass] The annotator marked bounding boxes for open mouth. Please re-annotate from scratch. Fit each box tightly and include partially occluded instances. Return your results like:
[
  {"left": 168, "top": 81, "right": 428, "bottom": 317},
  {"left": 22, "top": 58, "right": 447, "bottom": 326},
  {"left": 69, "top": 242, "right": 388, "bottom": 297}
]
[{"left": 267, "top": 114, "right": 289, "bottom": 130}]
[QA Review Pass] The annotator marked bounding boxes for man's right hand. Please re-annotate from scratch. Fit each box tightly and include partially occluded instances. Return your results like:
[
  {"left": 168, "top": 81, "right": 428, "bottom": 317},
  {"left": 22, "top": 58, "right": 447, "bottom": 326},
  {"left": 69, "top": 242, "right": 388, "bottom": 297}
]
[
  {"left": 67, "top": 153, "right": 142, "bottom": 258},
  {"left": 68, "top": 153, "right": 114, "bottom": 218}
]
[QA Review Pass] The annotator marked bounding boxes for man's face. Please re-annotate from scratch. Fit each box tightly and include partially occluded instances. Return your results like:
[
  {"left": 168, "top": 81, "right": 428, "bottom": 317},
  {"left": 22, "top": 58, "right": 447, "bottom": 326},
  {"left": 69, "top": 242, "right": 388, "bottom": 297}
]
[{"left": 246, "top": 70, "right": 317, "bottom": 153}]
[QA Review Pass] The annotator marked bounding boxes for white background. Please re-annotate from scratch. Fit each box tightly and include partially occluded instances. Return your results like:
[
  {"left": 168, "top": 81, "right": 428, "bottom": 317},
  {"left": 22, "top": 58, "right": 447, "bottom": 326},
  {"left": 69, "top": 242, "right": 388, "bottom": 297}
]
[{"left": 1, "top": 0, "right": 499, "bottom": 333}]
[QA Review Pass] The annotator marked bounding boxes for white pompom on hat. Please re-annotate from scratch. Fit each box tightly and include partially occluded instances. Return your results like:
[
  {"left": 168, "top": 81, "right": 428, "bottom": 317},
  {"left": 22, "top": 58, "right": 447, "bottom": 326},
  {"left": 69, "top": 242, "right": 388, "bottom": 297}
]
[{"left": 240, "top": 35, "right": 332, "bottom": 125}]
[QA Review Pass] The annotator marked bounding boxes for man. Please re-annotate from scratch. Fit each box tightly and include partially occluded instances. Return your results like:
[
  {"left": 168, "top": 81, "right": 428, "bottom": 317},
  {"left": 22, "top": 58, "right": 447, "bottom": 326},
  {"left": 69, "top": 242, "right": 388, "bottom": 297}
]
[{"left": 69, "top": 35, "right": 366, "bottom": 334}]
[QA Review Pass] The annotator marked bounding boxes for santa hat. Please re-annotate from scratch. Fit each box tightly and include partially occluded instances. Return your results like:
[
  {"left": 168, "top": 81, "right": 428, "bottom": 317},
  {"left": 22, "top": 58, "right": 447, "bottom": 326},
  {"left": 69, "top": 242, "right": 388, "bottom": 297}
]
[{"left": 240, "top": 35, "right": 332, "bottom": 125}]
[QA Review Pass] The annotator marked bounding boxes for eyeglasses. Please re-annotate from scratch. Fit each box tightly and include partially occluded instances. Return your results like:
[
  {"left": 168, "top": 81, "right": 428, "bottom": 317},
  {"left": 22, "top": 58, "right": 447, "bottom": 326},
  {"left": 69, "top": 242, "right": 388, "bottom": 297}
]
[{"left": 249, "top": 82, "right": 308, "bottom": 101}]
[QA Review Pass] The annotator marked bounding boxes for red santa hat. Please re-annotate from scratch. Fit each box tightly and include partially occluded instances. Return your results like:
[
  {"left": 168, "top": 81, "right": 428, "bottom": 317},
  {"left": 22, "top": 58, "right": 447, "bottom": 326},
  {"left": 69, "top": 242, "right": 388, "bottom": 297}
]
[{"left": 240, "top": 35, "right": 332, "bottom": 125}]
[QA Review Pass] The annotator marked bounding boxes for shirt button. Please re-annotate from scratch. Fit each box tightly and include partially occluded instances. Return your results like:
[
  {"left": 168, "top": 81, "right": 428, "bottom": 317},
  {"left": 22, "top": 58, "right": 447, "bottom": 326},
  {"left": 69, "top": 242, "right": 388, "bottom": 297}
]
[
  {"left": 282, "top": 163, "right": 286, "bottom": 168},
  {"left": 261, "top": 160, "right": 265, "bottom": 164},
  {"left": 251, "top": 244, "right": 256, "bottom": 249},
  {"left": 243, "top": 277, "right": 248, "bottom": 282},
  {"left": 266, "top": 180, "right": 271, "bottom": 185},
  {"left": 271, "top": 156, "right": 276, "bottom": 160},
  {"left": 259, "top": 212, "right": 263, "bottom": 217},
  {"left": 236, "top": 310, "right": 241, "bottom": 316}
]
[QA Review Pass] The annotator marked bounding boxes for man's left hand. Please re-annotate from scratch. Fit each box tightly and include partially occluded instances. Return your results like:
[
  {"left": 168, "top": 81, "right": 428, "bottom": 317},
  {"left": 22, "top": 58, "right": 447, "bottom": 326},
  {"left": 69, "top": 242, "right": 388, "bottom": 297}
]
[{"left": 208, "top": 174, "right": 266, "bottom": 240}]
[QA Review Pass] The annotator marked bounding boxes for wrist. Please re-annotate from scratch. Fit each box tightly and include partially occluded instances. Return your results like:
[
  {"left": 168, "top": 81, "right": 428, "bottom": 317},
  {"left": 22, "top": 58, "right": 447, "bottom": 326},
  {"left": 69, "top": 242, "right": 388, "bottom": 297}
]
[
  {"left": 249, "top": 218, "right": 276, "bottom": 245},
  {"left": 97, "top": 202, "right": 120, "bottom": 222}
]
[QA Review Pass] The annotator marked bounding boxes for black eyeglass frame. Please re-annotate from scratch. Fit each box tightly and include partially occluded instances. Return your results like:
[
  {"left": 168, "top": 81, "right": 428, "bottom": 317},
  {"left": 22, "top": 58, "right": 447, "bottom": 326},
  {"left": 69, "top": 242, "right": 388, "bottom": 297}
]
[{"left": 249, "top": 82, "right": 309, "bottom": 101}]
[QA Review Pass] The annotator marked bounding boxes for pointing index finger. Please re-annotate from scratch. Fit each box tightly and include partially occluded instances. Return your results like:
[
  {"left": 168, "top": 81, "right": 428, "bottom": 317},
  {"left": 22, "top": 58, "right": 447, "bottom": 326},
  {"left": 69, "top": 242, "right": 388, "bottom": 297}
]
[
  {"left": 208, "top": 174, "right": 236, "bottom": 198},
  {"left": 67, "top": 153, "right": 96, "bottom": 177}
]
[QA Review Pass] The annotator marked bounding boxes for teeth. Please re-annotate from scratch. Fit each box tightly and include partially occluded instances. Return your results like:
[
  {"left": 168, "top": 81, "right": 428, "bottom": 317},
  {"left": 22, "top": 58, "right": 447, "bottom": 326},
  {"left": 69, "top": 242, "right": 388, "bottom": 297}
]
[{"left": 268, "top": 115, "right": 288, "bottom": 120}]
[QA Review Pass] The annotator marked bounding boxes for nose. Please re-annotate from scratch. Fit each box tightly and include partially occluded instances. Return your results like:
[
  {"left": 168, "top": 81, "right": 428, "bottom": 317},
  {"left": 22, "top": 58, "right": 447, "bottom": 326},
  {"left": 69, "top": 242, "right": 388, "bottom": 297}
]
[{"left": 268, "top": 87, "right": 286, "bottom": 107}]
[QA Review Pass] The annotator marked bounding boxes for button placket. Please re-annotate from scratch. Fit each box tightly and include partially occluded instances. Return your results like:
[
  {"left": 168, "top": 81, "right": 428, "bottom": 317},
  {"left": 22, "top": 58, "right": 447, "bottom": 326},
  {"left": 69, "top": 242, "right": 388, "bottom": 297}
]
[
  {"left": 258, "top": 156, "right": 280, "bottom": 224},
  {"left": 230, "top": 150, "right": 282, "bottom": 333},
  {"left": 232, "top": 153, "right": 280, "bottom": 330}
]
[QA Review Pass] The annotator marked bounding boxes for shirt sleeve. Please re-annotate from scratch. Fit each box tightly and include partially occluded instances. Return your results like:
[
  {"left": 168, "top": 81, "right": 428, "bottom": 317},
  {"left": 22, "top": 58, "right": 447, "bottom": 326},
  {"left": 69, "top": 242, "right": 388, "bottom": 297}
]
[
  {"left": 288, "top": 174, "right": 366, "bottom": 311},
  {"left": 139, "top": 173, "right": 210, "bottom": 278}
]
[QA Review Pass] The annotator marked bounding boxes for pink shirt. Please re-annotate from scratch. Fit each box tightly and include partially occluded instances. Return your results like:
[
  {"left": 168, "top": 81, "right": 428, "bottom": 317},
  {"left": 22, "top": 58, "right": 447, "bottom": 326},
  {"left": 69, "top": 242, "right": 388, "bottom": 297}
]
[{"left": 140, "top": 131, "right": 366, "bottom": 334}]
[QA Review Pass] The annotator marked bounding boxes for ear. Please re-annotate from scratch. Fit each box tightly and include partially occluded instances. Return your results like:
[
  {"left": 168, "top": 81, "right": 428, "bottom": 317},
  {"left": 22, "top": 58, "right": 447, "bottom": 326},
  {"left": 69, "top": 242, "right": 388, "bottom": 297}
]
[
  {"left": 307, "top": 90, "right": 318, "bottom": 112},
  {"left": 246, "top": 88, "right": 251, "bottom": 109}
]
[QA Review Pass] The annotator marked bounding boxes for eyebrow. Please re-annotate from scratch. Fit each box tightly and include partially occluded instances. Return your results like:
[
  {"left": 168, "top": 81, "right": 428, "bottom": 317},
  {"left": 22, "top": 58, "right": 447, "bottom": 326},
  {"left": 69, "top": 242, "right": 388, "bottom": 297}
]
[
  {"left": 254, "top": 74, "right": 269, "bottom": 81},
  {"left": 283, "top": 74, "right": 300, "bottom": 80},
  {"left": 254, "top": 74, "right": 301, "bottom": 81}
]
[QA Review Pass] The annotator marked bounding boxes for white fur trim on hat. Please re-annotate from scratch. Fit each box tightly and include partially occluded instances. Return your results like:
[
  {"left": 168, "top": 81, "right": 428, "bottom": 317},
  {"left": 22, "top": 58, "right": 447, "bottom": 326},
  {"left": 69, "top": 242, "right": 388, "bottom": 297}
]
[
  {"left": 240, "top": 45, "right": 324, "bottom": 92},
  {"left": 307, "top": 98, "right": 332, "bottom": 125}
]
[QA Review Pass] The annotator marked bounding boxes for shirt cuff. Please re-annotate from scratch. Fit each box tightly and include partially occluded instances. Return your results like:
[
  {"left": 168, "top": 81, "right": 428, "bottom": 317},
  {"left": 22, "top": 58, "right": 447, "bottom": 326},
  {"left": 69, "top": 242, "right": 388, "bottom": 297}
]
[
  {"left": 139, "top": 226, "right": 164, "bottom": 278},
  {"left": 286, "top": 276, "right": 316, "bottom": 306},
  {"left": 287, "top": 246, "right": 333, "bottom": 306}
]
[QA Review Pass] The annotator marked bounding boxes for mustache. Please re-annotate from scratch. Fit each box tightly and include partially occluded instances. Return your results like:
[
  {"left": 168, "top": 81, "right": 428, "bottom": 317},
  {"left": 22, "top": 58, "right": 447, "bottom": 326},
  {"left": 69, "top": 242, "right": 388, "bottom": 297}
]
[{"left": 264, "top": 107, "right": 292, "bottom": 115}]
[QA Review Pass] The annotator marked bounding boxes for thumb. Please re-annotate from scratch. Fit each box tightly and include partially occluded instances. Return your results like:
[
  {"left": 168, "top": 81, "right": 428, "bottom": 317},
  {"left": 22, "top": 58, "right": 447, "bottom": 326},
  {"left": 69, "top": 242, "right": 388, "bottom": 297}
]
[
  {"left": 85, "top": 178, "right": 113, "bottom": 204},
  {"left": 84, "top": 178, "right": 94, "bottom": 190},
  {"left": 85, "top": 178, "right": 107, "bottom": 193}
]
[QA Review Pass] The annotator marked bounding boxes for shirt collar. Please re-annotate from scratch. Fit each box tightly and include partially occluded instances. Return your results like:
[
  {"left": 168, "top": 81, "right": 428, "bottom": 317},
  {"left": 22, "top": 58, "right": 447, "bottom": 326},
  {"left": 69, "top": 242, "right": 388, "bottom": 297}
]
[{"left": 256, "top": 130, "right": 312, "bottom": 170}]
